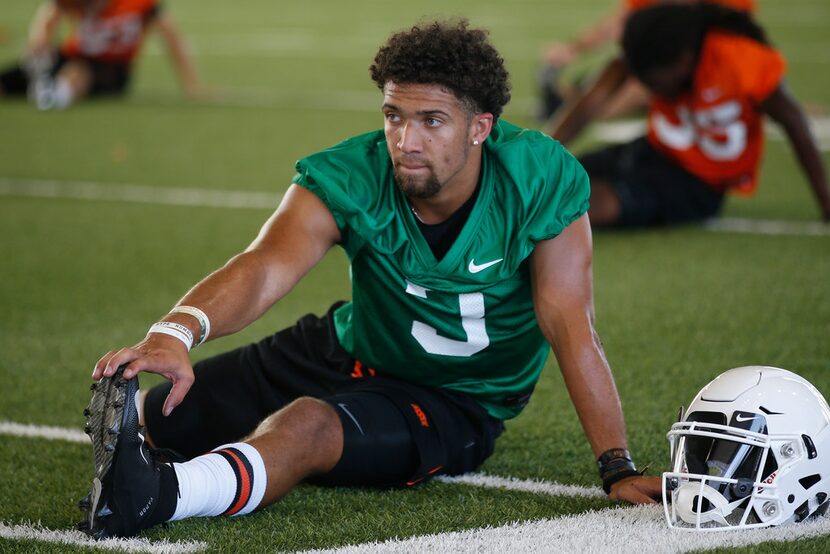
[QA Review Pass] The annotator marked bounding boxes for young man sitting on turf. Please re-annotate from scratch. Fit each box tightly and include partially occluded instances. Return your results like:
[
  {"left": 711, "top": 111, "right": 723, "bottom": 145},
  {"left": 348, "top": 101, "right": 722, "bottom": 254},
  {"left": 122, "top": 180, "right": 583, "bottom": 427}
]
[{"left": 80, "top": 19, "right": 661, "bottom": 539}]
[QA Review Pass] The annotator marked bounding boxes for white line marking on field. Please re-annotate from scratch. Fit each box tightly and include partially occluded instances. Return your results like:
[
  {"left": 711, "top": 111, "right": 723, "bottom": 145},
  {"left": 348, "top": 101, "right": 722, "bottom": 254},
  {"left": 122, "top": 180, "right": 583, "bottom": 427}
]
[
  {"left": 436, "top": 472, "right": 605, "bottom": 498},
  {"left": 304, "top": 505, "right": 830, "bottom": 554},
  {"left": 0, "top": 420, "right": 88, "bottom": 443},
  {"left": 127, "top": 86, "right": 536, "bottom": 115},
  {"left": 1, "top": 177, "right": 827, "bottom": 238},
  {"left": 4, "top": 421, "right": 829, "bottom": 552},
  {"left": 0, "top": 178, "right": 281, "bottom": 210},
  {"left": 704, "top": 217, "right": 830, "bottom": 236},
  {"left": 0, "top": 521, "right": 207, "bottom": 553},
  {"left": 165, "top": 87, "right": 383, "bottom": 112}
]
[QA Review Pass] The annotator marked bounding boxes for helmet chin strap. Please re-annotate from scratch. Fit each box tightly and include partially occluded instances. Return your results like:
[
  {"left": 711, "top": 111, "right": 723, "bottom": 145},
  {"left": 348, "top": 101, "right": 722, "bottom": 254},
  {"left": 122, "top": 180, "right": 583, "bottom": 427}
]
[{"left": 674, "top": 482, "right": 745, "bottom": 527}]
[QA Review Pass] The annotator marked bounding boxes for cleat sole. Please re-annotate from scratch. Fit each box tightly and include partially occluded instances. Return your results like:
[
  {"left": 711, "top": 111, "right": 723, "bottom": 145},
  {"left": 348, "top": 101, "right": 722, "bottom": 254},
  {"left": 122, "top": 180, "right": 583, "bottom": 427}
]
[{"left": 79, "top": 365, "right": 137, "bottom": 539}]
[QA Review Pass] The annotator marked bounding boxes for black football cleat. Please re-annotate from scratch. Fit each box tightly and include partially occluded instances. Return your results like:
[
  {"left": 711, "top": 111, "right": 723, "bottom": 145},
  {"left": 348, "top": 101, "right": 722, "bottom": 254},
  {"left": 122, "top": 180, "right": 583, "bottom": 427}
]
[{"left": 78, "top": 365, "right": 177, "bottom": 539}]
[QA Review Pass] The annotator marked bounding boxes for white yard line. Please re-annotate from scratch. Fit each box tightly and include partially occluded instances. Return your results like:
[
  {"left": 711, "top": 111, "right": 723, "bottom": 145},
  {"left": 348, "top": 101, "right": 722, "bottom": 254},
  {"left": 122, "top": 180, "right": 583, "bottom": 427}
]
[
  {"left": 0, "top": 521, "right": 207, "bottom": 553},
  {"left": 3, "top": 421, "right": 828, "bottom": 552},
  {"left": 304, "top": 505, "right": 830, "bottom": 554},
  {"left": 704, "top": 217, "right": 830, "bottom": 236},
  {"left": 436, "top": 472, "right": 605, "bottom": 498},
  {"left": 0, "top": 178, "right": 281, "bottom": 210},
  {"left": 0, "top": 420, "right": 88, "bottom": 443},
  {"left": 128, "top": 86, "right": 536, "bottom": 114},
  {"left": 1, "top": 177, "right": 827, "bottom": 237}
]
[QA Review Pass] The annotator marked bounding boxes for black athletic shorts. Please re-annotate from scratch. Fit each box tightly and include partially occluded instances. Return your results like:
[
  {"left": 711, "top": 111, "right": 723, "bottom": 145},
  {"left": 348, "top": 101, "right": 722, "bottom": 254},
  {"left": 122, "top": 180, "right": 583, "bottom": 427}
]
[
  {"left": 578, "top": 137, "right": 725, "bottom": 227},
  {"left": 0, "top": 53, "right": 130, "bottom": 96},
  {"left": 144, "top": 303, "right": 505, "bottom": 488}
]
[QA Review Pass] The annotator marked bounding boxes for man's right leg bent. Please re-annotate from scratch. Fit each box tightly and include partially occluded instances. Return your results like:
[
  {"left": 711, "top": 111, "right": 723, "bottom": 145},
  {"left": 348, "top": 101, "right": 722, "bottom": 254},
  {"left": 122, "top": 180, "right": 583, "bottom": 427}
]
[
  {"left": 159, "top": 374, "right": 502, "bottom": 527},
  {"left": 169, "top": 397, "right": 343, "bottom": 519}
]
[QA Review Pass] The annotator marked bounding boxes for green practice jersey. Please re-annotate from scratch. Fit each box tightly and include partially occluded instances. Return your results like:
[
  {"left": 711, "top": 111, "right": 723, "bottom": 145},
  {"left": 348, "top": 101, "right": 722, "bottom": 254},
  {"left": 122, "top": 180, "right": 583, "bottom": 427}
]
[{"left": 293, "top": 120, "right": 589, "bottom": 419}]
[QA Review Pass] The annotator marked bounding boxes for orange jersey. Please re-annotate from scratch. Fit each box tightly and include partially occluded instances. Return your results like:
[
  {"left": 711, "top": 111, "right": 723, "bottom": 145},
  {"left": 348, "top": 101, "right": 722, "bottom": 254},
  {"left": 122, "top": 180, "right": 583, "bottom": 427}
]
[
  {"left": 645, "top": 32, "right": 785, "bottom": 193},
  {"left": 60, "top": 0, "right": 160, "bottom": 63},
  {"left": 625, "top": 0, "right": 756, "bottom": 13}
]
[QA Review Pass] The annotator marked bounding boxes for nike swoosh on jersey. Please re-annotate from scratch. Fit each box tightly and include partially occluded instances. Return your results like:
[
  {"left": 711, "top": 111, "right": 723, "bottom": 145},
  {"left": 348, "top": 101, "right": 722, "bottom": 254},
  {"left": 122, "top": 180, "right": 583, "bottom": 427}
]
[{"left": 468, "top": 258, "right": 504, "bottom": 273}]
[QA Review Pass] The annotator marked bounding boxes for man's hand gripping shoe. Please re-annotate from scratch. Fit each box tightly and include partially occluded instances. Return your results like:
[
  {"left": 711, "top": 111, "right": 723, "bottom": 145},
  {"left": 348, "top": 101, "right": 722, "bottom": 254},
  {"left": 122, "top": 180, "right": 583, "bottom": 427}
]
[{"left": 78, "top": 366, "right": 177, "bottom": 538}]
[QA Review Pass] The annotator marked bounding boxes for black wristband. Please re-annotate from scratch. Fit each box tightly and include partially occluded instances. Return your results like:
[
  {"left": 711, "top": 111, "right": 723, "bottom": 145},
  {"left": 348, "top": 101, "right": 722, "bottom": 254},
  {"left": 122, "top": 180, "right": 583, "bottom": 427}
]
[
  {"left": 597, "top": 448, "right": 639, "bottom": 494},
  {"left": 597, "top": 448, "right": 632, "bottom": 468},
  {"left": 601, "top": 467, "right": 641, "bottom": 494}
]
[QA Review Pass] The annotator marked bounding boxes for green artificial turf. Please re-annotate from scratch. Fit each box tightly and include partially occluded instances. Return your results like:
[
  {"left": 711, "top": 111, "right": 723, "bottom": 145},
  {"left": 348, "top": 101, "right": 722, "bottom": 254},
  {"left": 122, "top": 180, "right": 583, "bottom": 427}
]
[{"left": 1, "top": 0, "right": 828, "bottom": 551}]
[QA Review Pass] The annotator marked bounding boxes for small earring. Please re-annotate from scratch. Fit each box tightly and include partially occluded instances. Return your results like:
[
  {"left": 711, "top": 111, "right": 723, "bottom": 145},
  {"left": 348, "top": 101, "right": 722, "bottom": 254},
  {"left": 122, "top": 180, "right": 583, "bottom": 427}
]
[{"left": 473, "top": 140, "right": 480, "bottom": 146}]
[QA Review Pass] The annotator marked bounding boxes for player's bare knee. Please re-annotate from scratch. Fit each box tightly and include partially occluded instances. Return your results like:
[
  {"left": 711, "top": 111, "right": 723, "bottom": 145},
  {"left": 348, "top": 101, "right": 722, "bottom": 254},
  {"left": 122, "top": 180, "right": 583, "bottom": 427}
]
[
  {"left": 287, "top": 396, "right": 339, "bottom": 427},
  {"left": 254, "top": 397, "right": 342, "bottom": 462}
]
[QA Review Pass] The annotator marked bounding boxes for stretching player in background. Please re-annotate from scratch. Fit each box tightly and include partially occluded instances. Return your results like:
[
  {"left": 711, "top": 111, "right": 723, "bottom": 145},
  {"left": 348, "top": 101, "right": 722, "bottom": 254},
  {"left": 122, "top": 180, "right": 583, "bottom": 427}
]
[
  {"left": 79, "top": 19, "right": 660, "bottom": 540},
  {"left": 0, "top": 0, "right": 203, "bottom": 110},
  {"left": 538, "top": 0, "right": 755, "bottom": 124},
  {"left": 550, "top": 3, "right": 829, "bottom": 227}
]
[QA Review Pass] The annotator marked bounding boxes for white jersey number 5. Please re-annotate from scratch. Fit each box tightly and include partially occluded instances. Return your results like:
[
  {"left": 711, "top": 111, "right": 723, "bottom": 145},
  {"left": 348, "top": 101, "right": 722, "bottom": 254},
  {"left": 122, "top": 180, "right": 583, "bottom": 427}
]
[{"left": 405, "top": 281, "right": 489, "bottom": 357}]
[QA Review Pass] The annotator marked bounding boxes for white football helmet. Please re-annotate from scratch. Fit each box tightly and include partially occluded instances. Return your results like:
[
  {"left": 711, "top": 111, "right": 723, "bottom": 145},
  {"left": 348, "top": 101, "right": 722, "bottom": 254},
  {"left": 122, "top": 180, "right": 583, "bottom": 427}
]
[{"left": 663, "top": 366, "right": 830, "bottom": 531}]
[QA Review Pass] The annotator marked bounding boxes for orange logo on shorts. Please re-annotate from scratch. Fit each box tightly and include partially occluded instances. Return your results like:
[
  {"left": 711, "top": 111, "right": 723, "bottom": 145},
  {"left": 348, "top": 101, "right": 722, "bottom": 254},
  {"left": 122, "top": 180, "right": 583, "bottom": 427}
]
[
  {"left": 410, "top": 403, "right": 429, "bottom": 427},
  {"left": 350, "top": 360, "right": 376, "bottom": 378}
]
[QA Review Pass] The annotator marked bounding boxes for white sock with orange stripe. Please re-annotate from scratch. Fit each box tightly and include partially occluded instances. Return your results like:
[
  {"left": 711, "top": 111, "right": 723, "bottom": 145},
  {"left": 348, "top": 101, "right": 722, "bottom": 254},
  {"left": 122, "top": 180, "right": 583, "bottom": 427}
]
[{"left": 169, "top": 442, "right": 266, "bottom": 521}]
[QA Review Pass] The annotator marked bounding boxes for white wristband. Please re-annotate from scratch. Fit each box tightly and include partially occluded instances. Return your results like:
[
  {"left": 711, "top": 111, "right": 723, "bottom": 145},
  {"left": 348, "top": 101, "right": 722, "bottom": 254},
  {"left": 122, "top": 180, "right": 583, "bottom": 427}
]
[
  {"left": 169, "top": 305, "right": 211, "bottom": 346},
  {"left": 147, "top": 321, "right": 194, "bottom": 351}
]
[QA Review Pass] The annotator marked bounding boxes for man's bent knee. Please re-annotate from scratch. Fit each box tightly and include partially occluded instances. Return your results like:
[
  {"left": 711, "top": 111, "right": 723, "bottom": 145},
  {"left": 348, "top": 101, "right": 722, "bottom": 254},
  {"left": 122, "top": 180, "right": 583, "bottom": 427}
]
[
  {"left": 248, "top": 397, "right": 344, "bottom": 474},
  {"left": 254, "top": 397, "right": 340, "bottom": 435}
]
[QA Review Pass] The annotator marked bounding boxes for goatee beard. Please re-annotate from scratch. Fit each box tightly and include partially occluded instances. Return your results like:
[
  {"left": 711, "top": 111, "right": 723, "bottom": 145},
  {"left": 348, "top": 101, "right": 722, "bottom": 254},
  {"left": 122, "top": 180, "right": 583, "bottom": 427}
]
[{"left": 394, "top": 170, "right": 442, "bottom": 199}]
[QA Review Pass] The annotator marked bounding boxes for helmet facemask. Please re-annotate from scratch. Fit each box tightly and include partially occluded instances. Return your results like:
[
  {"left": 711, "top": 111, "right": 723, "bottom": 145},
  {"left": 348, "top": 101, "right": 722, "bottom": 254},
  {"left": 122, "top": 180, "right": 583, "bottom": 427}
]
[{"left": 662, "top": 367, "right": 830, "bottom": 531}]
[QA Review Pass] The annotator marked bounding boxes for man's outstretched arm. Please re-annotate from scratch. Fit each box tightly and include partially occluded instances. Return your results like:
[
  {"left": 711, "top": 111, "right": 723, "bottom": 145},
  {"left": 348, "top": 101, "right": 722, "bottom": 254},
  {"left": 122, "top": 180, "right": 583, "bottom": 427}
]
[
  {"left": 153, "top": 13, "right": 204, "bottom": 99},
  {"left": 25, "top": 1, "right": 64, "bottom": 58},
  {"left": 545, "top": 57, "right": 631, "bottom": 146},
  {"left": 530, "top": 213, "right": 661, "bottom": 504},
  {"left": 93, "top": 184, "right": 341, "bottom": 416},
  {"left": 762, "top": 83, "right": 830, "bottom": 221}
]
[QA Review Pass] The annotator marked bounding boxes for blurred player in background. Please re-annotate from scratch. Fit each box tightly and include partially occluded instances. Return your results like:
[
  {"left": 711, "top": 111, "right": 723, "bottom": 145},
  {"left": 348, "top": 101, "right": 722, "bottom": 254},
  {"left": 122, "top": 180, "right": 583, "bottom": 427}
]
[
  {"left": 538, "top": 0, "right": 755, "bottom": 124},
  {"left": 0, "top": 0, "right": 203, "bottom": 110},
  {"left": 551, "top": 3, "right": 830, "bottom": 227}
]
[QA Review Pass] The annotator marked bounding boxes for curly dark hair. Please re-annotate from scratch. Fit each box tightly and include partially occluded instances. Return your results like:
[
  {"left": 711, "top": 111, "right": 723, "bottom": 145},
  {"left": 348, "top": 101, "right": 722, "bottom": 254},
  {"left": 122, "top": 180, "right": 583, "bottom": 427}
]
[
  {"left": 623, "top": 4, "right": 768, "bottom": 81},
  {"left": 369, "top": 19, "right": 511, "bottom": 119}
]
